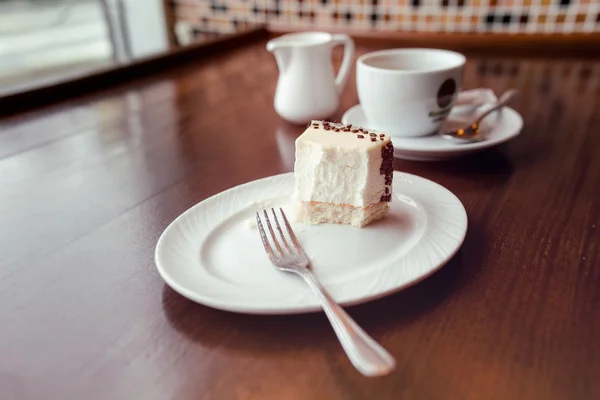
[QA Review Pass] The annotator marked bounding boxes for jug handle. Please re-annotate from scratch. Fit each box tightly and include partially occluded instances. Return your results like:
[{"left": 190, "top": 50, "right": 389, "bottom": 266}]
[{"left": 331, "top": 34, "right": 355, "bottom": 94}]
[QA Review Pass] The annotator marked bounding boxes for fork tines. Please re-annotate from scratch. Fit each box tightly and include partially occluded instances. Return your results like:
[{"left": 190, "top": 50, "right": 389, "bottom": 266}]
[{"left": 256, "top": 208, "right": 305, "bottom": 263}]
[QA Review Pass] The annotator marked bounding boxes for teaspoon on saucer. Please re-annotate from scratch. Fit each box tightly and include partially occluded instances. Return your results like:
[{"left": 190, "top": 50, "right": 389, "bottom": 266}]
[{"left": 440, "top": 89, "right": 518, "bottom": 144}]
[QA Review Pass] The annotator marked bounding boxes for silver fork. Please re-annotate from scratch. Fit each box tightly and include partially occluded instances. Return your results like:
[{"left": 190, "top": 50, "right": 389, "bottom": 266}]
[{"left": 256, "top": 208, "right": 396, "bottom": 377}]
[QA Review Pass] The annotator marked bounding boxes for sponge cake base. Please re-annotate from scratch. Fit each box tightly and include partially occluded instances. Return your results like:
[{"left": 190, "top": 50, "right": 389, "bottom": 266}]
[{"left": 295, "top": 200, "right": 390, "bottom": 228}]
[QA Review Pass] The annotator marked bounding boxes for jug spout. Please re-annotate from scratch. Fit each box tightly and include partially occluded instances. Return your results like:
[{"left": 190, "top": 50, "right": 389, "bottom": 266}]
[{"left": 266, "top": 39, "right": 291, "bottom": 74}]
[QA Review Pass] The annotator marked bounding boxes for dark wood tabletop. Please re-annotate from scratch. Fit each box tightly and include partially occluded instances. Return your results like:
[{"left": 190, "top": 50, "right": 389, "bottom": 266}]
[{"left": 1, "top": 36, "right": 599, "bottom": 400}]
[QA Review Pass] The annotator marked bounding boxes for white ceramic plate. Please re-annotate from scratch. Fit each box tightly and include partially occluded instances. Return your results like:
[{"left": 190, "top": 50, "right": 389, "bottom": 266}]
[
  {"left": 155, "top": 172, "right": 468, "bottom": 314},
  {"left": 341, "top": 104, "right": 523, "bottom": 161}
]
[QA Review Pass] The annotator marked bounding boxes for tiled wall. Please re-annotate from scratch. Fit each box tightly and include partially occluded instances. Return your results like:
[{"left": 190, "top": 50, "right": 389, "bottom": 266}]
[{"left": 171, "top": 0, "right": 600, "bottom": 45}]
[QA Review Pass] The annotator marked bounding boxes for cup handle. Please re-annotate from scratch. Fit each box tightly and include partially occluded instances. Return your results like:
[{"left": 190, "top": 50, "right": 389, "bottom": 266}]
[{"left": 331, "top": 34, "right": 355, "bottom": 94}]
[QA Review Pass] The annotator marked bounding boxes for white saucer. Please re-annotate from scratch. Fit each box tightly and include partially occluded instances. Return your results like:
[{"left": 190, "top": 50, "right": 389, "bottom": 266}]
[
  {"left": 155, "top": 172, "right": 468, "bottom": 315},
  {"left": 341, "top": 104, "right": 523, "bottom": 161}
]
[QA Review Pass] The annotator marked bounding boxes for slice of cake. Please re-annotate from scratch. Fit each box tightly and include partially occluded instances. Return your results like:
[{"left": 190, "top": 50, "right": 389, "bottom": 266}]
[{"left": 293, "top": 120, "right": 394, "bottom": 228}]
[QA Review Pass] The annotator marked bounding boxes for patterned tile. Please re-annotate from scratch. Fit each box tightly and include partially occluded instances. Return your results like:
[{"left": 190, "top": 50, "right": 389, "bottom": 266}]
[{"left": 170, "top": 0, "right": 600, "bottom": 44}]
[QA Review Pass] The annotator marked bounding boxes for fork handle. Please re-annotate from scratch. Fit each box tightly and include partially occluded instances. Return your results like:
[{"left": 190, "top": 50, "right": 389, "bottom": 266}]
[{"left": 296, "top": 269, "right": 396, "bottom": 377}]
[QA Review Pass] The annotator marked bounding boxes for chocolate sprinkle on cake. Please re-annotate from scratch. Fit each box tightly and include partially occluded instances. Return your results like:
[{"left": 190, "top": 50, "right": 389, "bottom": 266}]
[
  {"left": 379, "top": 142, "right": 394, "bottom": 201},
  {"left": 357, "top": 134, "right": 364, "bottom": 138}
]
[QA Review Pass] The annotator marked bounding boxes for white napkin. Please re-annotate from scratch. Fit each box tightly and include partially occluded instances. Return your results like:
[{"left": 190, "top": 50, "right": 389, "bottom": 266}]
[
  {"left": 443, "top": 88, "right": 501, "bottom": 132},
  {"left": 453, "top": 88, "right": 498, "bottom": 114}
]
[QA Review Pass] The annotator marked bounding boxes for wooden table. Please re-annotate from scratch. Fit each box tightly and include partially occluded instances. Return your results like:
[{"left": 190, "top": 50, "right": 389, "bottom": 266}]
[{"left": 1, "top": 36, "right": 599, "bottom": 400}]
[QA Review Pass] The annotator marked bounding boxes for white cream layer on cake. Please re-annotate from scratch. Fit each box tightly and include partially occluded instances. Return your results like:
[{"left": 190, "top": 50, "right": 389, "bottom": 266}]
[{"left": 293, "top": 120, "right": 394, "bottom": 228}]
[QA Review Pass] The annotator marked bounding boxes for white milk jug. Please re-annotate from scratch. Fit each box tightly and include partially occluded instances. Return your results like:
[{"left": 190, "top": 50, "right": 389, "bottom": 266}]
[{"left": 267, "top": 32, "right": 354, "bottom": 125}]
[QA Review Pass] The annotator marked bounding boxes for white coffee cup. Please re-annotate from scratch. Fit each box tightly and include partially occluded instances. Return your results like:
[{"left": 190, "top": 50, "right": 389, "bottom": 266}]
[{"left": 356, "top": 48, "right": 466, "bottom": 137}]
